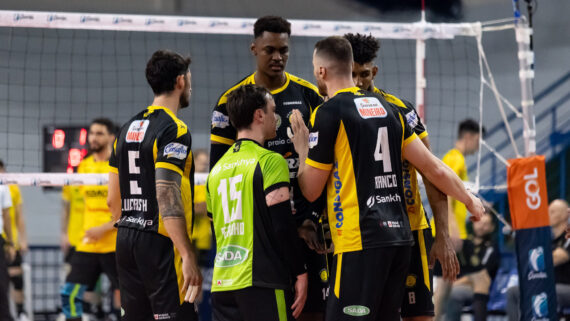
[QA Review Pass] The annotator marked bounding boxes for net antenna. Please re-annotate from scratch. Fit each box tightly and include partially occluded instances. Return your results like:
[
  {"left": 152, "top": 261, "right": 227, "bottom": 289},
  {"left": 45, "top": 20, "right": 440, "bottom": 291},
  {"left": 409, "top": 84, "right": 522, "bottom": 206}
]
[{"left": 0, "top": 10, "right": 529, "bottom": 190}]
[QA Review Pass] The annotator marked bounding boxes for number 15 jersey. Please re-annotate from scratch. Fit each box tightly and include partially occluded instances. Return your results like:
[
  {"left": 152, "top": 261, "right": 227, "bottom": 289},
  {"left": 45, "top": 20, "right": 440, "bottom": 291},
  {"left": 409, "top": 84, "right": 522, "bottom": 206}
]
[{"left": 306, "top": 87, "right": 417, "bottom": 254}]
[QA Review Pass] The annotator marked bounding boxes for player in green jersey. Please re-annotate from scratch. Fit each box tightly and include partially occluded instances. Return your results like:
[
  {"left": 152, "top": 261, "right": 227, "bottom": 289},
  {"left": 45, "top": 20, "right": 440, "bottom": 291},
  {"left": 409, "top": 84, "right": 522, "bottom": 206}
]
[{"left": 207, "top": 84, "right": 309, "bottom": 321}]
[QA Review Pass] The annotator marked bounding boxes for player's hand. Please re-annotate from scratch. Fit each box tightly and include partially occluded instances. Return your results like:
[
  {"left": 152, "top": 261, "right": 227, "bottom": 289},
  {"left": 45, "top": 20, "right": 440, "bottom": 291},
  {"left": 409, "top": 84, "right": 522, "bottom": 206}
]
[
  {"left": 429, "top": 233, "right": 460, "bottom": 282},
  {"left": 291, "top": 272, "right": 308, "bottom": 319},
  {"left": 289, "top": 109, "right": 309, "bottom": 156},
  {"left": 181, "top": 255, "right": 202, "bottom": 303},
  {"left": 297, "top": 219, "right": 326, "bottom": 254},
  {"left": 466, "top": 193, "right": 485, "bottom": 222},
  {"left": 84, "top": 226, "right": 107, "bottom": 243},
  {"left": 19, "top": 239, "right": 29, "bottom": 254}
]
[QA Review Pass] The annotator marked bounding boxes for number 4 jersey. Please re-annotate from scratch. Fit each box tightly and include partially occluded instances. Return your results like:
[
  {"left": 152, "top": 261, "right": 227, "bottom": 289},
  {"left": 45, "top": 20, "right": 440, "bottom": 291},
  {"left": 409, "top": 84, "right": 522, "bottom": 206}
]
[
  {"left": 306, "top": 87, "right": 418, "bottom": 254},
  {"left": 206, "top": 139, "right": 292, "bottom": 292},
  {"left": 110, "top": 106, "right": 194, "bottom": 237}
]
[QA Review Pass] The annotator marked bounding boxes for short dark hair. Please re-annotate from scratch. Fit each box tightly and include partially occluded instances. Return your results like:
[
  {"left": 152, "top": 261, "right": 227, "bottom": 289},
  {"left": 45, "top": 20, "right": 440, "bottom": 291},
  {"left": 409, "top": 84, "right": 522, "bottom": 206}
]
[
  {"left": 226, "top": 85, "right": 272, "bottom": 131},
  {"left": 145, "top": 50, "right": 191, "bottom": 96},
  {"left": 343, "top": 33, "right": 380, "bottom": 65},
  {"left": 314, "top": 36, "right": 353, "bottom": 74},
  {"left": 458, "top": 118, "right": 485, "bottom": 138},
  {"left": 91, "top": 117, "right": 116, "bottom": 135},
  {"left": 254, "top": 16, "right": 291, "bottom": 38},
  {"left": 0, "top": 159, "right": 4, "bottom": 169}
]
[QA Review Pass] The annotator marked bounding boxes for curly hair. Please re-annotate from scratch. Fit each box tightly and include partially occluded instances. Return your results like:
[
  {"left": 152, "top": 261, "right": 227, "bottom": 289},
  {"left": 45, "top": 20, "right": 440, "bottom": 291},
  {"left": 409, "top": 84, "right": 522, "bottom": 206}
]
[
  {"left": 343, "top": 33, "right": 380, "bottom": 65},
  {"left": 254, "top": 16, "right": 291, "bottom": 38}
]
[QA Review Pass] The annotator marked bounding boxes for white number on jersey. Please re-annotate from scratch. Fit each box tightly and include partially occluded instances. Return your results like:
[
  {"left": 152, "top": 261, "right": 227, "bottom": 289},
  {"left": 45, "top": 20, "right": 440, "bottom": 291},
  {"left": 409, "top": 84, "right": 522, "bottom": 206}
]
[
  {"left": 217, "top": 174, "right": 243, "bottom": 224},
  {"left": 374, "top": 127, "right": 392, "bottom": 172},
  {"left": 128, "top": 150, "right": 142, "bottom": 195}
]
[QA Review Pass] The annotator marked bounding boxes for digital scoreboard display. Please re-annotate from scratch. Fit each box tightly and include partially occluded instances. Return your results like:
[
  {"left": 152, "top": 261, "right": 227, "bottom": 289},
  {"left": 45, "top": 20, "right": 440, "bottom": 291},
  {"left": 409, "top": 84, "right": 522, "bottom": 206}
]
[{"left": 43, "top": 126, "right": 89, "bottom": 173}]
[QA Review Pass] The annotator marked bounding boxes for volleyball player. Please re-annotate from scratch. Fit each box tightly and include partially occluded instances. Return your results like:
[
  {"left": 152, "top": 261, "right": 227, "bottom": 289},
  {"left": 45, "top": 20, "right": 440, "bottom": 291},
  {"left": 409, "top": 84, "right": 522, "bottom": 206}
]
[
  {"left": 60, "top": 118, "right": 119, "bottom": 321},
  {"left": 289, "top": 36, "right": 484, "bottom": 321},
  {"left": 207, "top": 84, "right": 308, "bottom": 321},
  {"left": 107, "top": 50, "right": 201, "bottom": 321},
  {"left": 344, "top": 33, "right": 459, "bottom": 321},
  {"left": 209, "top": 16, "right": 329, "bottom": 320}
]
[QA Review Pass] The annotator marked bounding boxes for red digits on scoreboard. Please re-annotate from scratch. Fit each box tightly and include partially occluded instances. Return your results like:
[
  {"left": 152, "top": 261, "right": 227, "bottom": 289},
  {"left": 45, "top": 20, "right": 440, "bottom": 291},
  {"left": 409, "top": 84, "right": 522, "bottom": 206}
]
[{"left": 52, "top": 129, "right": 65, "bottom": 149}]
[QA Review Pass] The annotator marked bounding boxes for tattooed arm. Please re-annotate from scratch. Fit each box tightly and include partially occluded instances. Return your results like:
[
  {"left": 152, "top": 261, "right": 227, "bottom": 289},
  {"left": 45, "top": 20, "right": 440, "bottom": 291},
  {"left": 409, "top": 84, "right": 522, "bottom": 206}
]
[{"left": 156, "top": 168, "right": 202, "bottom": 302}]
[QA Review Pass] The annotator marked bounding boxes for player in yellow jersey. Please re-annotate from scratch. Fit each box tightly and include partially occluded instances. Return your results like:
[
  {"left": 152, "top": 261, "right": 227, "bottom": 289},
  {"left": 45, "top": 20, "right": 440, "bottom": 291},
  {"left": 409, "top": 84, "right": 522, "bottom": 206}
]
[
  {"left": 0, "top": 180, "right": 14, "bottom": 321},
  {"left": 433, "top": 119, "right": 485, "bottom": 321},
  {"left": 290, "top": 36, "right": 484, "bottom": 321},
  {"left": 344, "top": 33, "right": 459, "bottom": 321},
  {"left": 0, "top": 160, "right": 29, "bottom": 320},
  {"left": 60, "top": 118, "right": 119, "bottom": 321},
  {"left": 61, "top": 185, "right": 84, "bottom": 262}
]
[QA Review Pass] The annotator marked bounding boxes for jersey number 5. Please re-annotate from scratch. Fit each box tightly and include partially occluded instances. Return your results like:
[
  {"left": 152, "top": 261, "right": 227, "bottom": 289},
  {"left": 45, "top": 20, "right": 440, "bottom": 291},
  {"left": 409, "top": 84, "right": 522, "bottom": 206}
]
[
  {"left": 374, "top": 127, "right": 392, "bottom": 172},
  {"left": 217, "top": 175, "right": 243, "bottom": 224}
]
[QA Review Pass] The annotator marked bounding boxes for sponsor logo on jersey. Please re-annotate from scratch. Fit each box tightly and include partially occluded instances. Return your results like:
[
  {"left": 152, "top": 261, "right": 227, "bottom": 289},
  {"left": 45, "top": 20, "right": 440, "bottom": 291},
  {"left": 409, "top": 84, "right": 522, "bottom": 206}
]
[
  {"left": 528, "top": 246, "right": 547, "bottom": 280},
  {"left": 374, "top": 174, "right": 397, "bottom": 189},
  {"left": 126, "top": 119, "right": 150, "bottom": 143},
  {"left": 163, "top": 142, "right": 188, "bottom": 160},
  {"left": 221, "top": 222, "right": 245, "bottom": 238},
  {"left": 319, "top": 269, "right": 329, "bottom": 283},
  {"left": 381, "top": 220, "right": 403, "bottom": 228},
  {"left": 212, "top": 111, "right": 230, "bottom": 129},
  {"left": 275, "top": 114, "right": 282, "bottom": 130},
  {"left": 283, "top": 101, "right": 303, "bottom": 106},
  {"left": 333, "top": 162, "right": 344, "bottom": 230},
  {"left": 267, "top": 138, "right": 291, "bottom": 148},
  {"left": 153, "top": 313, "right": 172, "bottom": 320},
  {"left": 366, "top": 193, "right": 402, "bottom": 208},
  {"left": 354, "top": 97, "right": 387, "bottom": 119},
  {"left": 309, "top": 132, "right": 319, "bottom": 149},
  {"left": 123, "top": 216, "right": 153, "bottom": 227},
  {"left": 402, "top": 160, "right": 415, "bottom": 206},
  {"left": 122, "top": 198, "right": 148, "bottom": 212},
  {"left": 406, "top": 110, "right": 419, "bottom": 128},
  {"left": 215, "top": 245, "right": 249, "bottom": 267},
  {"left": 343, "top": 306, "right": 370, "bottom": 317},
  {"left": 531, "top": 292, "right": 548, "bottom": 319}
]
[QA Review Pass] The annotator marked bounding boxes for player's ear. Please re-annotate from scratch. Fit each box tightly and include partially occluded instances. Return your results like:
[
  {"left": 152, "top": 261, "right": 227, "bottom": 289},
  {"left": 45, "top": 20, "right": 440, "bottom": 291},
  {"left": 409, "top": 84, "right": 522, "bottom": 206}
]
[
  {"left": 250, "top": 42, "right": 257, "bottom": 56},
  {"left": 253, "top": 108, "right": 264, "bottom": 123},
  {"left": 175, "top": 74, "right": 185, "bottom": 90},
  {"left": 372, "top": 65, "right": 379, "bottom": 78}
]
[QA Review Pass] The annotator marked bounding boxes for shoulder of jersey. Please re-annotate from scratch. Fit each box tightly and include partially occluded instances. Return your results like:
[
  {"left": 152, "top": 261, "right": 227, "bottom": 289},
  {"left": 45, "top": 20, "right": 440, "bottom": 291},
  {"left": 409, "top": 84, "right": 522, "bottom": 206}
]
[
  {"left": 287, "top": 73, "right": 321, "bottom": 95},
  {"left": 217, "top": 74, "right": 255, "bottom": 106},
  {"left": 374, "top": 87, "right": 409, "bottom": 110}
]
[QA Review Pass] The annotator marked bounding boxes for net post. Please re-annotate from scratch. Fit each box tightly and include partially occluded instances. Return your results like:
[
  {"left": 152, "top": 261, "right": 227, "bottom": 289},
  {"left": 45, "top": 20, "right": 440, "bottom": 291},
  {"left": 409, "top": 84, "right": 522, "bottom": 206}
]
[
  {"left": 515, "top": 21, "right": 536, "bottom": 156},
  {"left": 415, "top": 25, "right": 426, "bottom": 121}
]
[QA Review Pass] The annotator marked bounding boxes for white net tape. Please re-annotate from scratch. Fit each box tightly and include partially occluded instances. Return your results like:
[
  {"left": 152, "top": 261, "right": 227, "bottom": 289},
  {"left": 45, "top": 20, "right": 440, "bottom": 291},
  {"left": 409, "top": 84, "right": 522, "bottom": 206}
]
[{"left": 0, "top": 172, "right": 208, "bottom": 186}]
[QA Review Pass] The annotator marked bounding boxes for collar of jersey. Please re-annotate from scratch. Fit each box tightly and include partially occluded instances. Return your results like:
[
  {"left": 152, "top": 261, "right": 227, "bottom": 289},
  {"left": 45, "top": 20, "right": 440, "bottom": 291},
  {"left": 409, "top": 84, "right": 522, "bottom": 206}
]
[
  {"left": 146, "top": 105, "right": 178, "bottom": 119},
  {"left": 250, "top": 72, "right": 290, "bottom": 95},
  {"left": 235, "top": 138, "right": 262, "bottom": 147},
  {"left": 332, "top": 86, "right": 361, "bottom": 97}
]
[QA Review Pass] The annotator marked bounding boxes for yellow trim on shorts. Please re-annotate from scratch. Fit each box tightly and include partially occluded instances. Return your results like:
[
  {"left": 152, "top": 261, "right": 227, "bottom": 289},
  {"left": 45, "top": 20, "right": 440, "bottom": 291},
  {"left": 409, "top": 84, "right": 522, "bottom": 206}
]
[
  {"left": 174, "top": 246, "right": 185, "bottom": 304},
  {"left": 155, "top": 162, "right": 183, "bottom": 176},
  {"left": 306, "top": 158, "right": 333, "bottom": 171},
  {"left": 334, "top": 253, "right": 343, "bottom": 298},
  {"left": 210, "top": 134, "right": 235, "bottom": 146},
  {"left": 418, "top": 230, "right": 431, "bottom": 291}
]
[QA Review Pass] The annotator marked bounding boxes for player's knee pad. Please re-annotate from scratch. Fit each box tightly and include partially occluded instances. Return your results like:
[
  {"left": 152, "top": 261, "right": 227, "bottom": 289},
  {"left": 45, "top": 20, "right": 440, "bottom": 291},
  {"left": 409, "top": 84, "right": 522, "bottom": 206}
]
[
  {"left": 61, "top": 282, "right": 87, "bottom": 319},
  {"left": 10, "top": 274, "right": 23, "bottom": 290}
]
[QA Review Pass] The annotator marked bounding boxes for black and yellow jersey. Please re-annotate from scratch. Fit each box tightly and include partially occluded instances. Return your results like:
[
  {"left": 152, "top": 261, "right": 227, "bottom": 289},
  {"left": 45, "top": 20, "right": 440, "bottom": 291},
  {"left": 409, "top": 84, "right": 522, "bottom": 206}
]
[
  {"left": 210, "top": 72, "right": 323, "bottom": 218},
  {"left": 373, "top": 87, "right": 430, "bottom": 231},
  {"left": 306, "top": 87, "right": 418, "bottom": 254},
  {"left": 110, "top": 106, "right": 194, "bottom": 238}
]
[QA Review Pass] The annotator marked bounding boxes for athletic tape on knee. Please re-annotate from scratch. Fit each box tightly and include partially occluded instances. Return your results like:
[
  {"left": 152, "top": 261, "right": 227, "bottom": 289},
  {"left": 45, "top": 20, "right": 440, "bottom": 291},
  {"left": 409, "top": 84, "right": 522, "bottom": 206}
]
[{"left": 61, "top": 283, "right": 87, "bottom": 318}]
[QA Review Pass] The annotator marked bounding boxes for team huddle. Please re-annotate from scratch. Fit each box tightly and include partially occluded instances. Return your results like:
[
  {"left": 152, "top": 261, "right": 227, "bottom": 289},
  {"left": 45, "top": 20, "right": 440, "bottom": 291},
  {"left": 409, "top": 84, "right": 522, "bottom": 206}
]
[{"left": 101, "top": 15, "right": 486, "bottom": 321}]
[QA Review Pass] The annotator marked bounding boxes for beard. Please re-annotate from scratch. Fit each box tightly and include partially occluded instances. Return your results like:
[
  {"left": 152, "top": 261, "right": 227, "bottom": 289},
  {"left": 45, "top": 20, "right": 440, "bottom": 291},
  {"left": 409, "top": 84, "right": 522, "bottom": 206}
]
[
  {"left": 317, "top": 78, "right": 328, "bottom": 97},
  {"left": 179, "top": 91, "right": 190, "bottom": 109},
  {"left": 90, "top": 143, "right": 105, "bottom": 153}
]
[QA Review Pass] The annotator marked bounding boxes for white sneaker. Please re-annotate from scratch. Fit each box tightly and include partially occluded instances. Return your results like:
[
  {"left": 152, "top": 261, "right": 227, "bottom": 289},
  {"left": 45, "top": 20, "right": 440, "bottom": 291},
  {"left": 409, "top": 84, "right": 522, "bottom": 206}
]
[{"left": 17, "top": 313, "right": 29, "bottom": 321}]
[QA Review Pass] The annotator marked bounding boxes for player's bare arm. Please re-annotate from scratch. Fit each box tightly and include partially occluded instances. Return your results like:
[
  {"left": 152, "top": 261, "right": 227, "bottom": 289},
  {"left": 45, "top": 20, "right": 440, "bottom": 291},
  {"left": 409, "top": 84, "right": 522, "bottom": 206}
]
[
  {"left": 156, "top": 168, "right": 202, "bottom": 303},
  {"left": 107, "top": 172, "right": 122, "bottom": 223},
  {"left": 266, "top": 185, "right": 309, "bottom": 319},
  {"left": 2, "top": 208, "right": 15, "bottom": 262},
  {"left": 402, "top": 138, "right": 485, "bottom": 221},
  {"left": 421, "top": 136, "right": 460, "bottom": 281},
  {"left": 290, "top": 109, "right": 329, "bottom": 202}
]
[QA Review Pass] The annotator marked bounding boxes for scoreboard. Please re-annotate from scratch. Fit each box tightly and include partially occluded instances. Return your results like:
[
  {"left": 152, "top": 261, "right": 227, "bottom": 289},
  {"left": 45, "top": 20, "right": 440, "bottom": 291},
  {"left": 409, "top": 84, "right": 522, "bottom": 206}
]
[{"left": 43, "top": 126, "right": 89, "bottom": 173}]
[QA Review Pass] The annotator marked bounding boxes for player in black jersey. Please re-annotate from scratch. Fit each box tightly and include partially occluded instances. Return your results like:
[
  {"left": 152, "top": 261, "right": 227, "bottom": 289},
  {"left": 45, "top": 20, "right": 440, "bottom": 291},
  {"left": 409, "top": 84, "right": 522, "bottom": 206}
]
[
  {"left": 108, "top": 50, "right": 201, "bottom": 321},
  {"left": 344, "top": 33, "right": 459, "bottom": 321},
  {"left": 289, "top": 36, "right": 485, "bottom": 321},
  {"left": 209, "top": 16, "right": 329, "bottom": 320}
]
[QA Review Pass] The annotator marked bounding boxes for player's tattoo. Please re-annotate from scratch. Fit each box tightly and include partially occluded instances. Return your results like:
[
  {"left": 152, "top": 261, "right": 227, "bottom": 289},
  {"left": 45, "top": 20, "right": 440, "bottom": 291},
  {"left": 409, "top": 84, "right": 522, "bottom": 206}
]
[{"left": 156, "top": 168, "right": 185, "bottom": 219}]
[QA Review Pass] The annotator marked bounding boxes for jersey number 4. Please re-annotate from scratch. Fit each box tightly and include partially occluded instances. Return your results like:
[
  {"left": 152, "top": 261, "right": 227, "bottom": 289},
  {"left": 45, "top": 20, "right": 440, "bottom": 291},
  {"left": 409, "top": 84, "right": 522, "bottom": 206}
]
[
  {"left": 374, "top": 127, "right": 392, "bottom": 172},
  {"left": 217, "top": 175, "right": 243, "bottom": 224}
]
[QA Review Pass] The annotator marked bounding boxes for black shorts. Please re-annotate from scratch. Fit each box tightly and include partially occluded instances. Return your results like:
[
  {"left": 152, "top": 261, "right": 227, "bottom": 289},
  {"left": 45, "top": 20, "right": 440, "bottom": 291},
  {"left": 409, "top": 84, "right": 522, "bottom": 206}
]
[
  {"left": 8, "top": 251, "right": 22, "bottom": 268},
  {"left": 303, "top": 242, "right": 331, "bottom": 313},
  {"left": 401, "top": 228, "right": 435, "bottom": 318},
  {"left": 212, "top": 286, "right": 294, "bottom": 321},
  {"left": 66, "top": 251, "right": 119, "bottom": 290},
  {"left": 64, "top": 246, "right": 77, "bottom": 264},
  {"left": 116, "top": 227, "right": 198, "bottom": 321},
  {"left": 326, "top": 246, "right": 411, "bottom": 321}
]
